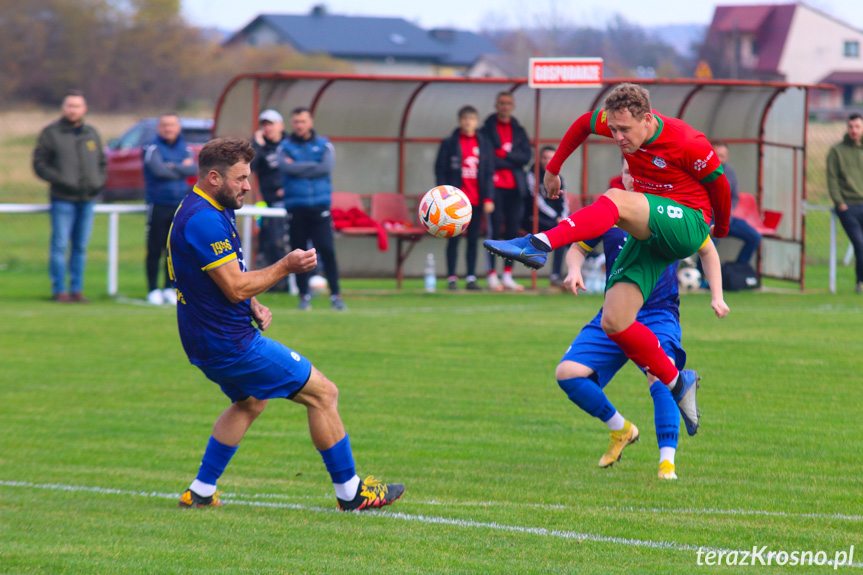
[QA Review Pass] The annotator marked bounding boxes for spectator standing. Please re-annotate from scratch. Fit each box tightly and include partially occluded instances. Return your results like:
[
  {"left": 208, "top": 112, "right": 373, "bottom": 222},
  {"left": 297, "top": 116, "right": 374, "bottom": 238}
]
[
  {"left": 251, "top": 109, "right": 289, "bottom": 288},
  {"left": 525, "top": 146, "right": 569, "bottom": 287},
  {"left": 33, "top": 89, "right": 106, "bottom": 303},
  {"left": 434, "top": 105, "right": 494, "bottom": 290},
  {"left": 481, "top": 92, "right": 531, "bottom": 291},
  {"left": 827, "top": 113, "right": 863, "bottom": 293},
  {"left": 278, "top": 107, "right": 345, "bottom": 310},
  {"left": 143, "top": 113, "right": 197, "bottom": 305}
]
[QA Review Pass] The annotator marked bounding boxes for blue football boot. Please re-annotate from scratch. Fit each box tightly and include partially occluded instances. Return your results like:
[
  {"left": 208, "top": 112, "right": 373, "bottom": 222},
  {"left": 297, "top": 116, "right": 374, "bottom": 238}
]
[
  {"left": 483, "top": 235, "right": 549, "bottom": 270},
  {"left": 673, "top": 369, "right": 701, "bottom": 436}
]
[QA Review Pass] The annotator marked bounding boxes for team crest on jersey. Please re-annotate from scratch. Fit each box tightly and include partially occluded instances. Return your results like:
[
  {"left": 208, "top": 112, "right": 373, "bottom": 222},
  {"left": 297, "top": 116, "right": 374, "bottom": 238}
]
[{"left": 653, "top": 156, "right": 667, "bottom": 168}]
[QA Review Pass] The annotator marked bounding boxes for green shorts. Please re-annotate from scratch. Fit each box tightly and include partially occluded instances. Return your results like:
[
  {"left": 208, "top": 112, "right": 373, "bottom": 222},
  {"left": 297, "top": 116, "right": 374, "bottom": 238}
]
[{"left": 606, "top": 194, "right": 710, "bottom": 302}]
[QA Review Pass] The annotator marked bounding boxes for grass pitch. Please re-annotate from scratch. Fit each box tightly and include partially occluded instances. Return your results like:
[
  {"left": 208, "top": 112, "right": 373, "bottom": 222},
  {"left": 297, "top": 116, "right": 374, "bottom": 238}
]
[{"left": 1, "top": 264, "right": 862, "bottom": 573}]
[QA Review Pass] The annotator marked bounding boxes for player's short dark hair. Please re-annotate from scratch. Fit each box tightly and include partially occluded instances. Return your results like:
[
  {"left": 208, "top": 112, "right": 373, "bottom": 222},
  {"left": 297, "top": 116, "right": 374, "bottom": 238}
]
[
  {"left": 458, "top": 105, "right": 478, "bottom": 119},
  {"left": 604, "top": 83, "right": 651, "bottom": 120},
  {"left": 62, "top": 89, "right": 85, "bottom": 103},
  {"left": 198, "top": 138, "right": 255, "bottom": 178},
  {"left": 849, "top": 113, "right": 862, "bottom": 122},
  {"left": 496, "top": 91, "right": 514, "bottom": 102},
  {"left": 291, "top": 107, "right": 312, "bottom": 117},
  {"left": 540, "top": 146, "right": 556, "bottom": 154},
  {"left": 711, "top": 139, "right": 727, "bottom": 149}
]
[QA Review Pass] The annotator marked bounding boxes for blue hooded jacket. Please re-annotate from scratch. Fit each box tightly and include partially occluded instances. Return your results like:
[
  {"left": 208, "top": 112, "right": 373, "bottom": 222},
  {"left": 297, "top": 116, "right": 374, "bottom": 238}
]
[
  {"left": 277, "top": 130, "right": 335, "bottom": 210},
  {"left": 142, "top": 134, "right": 196, "bottom": 206}
]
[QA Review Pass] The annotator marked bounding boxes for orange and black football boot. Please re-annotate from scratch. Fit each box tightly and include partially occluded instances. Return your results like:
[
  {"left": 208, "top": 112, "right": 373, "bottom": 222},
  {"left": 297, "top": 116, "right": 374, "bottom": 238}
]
[{"left": 337, "top": 476, "right": 405, "bottom": 511}]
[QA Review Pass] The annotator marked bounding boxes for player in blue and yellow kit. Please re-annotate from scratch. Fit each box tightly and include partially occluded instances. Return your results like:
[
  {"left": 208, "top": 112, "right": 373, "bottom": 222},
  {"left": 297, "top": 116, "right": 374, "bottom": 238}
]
[
  {"left": 557, "top": 160, "right": 728, "bottom": 479},
  {"left": 169, "top": 138, "right": 404, "bottom": 510}
]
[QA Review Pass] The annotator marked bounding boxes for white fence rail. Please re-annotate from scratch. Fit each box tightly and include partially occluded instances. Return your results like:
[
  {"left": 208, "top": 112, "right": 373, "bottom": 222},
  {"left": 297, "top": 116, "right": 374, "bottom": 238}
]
[
  {"left": 2, "top": 202, "right": 853, "bottom": 295},
  {"left": 0, "top": 203, "right": 286, "bottom": 296}
]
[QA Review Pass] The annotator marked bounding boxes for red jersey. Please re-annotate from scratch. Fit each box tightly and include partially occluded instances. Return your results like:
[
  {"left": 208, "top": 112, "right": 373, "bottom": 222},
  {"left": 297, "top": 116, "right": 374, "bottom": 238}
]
[
  {"left": 547, "top": 108, "right": 731, "bottom": 236},
  {"left": 493, "top": 121, "right": 516, "bottom": 189},
  {"left": 459, "top": 133, "right": 481, "bottom": 206}
]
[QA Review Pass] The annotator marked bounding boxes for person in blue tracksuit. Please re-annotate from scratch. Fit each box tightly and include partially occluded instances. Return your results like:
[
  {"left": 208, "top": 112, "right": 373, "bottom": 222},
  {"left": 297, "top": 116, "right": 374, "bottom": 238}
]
[
  {"left": 142, "top": 113, "right": 197, "bottom": 305},
  {"left": 278, "top": 107, "right": 344, "bottom": 311}
]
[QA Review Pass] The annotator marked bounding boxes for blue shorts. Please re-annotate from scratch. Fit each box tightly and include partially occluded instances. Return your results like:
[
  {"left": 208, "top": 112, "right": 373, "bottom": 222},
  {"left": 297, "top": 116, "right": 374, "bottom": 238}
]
[
  {"left": 560, "top": 308, "right": 686, "bottom": 388},
  {"left": 198, "top": 335, "right": 313, "bottom": 403}
]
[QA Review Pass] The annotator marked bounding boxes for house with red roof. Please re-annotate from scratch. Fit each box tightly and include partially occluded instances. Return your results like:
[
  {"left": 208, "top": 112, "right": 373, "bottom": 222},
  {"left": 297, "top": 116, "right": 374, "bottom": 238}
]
[{"left": 699, "top": 3, "right": 863, "bottom": 110}]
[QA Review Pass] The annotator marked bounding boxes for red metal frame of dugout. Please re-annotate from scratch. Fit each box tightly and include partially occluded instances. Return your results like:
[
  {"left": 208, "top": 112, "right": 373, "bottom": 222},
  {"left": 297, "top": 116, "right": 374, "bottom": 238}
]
[{"left": 214, "top": 72, "right": 833, "bottom": 289}]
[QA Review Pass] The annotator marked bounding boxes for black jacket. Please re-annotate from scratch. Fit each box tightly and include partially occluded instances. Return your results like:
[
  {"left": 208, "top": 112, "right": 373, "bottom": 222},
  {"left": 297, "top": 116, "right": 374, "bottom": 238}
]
[
  {"left": 480, "top": 114, "right": 531, "bottom": 197},
  {"left": 33, "top": 118, "right": 106, "bottom": 201},
  {"left": 251, "top": 131, "right": 288, "bottom": 205},
  {"left": 434, "top": 129, "right": 494, "bottom": 205}
]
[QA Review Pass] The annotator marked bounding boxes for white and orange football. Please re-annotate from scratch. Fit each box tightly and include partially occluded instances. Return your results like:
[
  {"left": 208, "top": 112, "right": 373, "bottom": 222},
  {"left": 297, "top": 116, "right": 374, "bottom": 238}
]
[{"left": 418, "top": 185, "right": 472, "bottom": 239}]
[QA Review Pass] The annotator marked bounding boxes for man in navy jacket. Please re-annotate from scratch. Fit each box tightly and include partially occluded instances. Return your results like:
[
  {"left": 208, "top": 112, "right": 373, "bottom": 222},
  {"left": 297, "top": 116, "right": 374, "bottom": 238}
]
[
  {"left": 278, "top": 107, "right": 344, "bottom": 311},
  {"left": 142, "top": 113, "right": 197, "bottom": 305}
]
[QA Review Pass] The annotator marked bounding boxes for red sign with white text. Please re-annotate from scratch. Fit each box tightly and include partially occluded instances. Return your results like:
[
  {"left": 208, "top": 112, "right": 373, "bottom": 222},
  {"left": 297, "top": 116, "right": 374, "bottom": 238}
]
[{"left": 529, "top": 58, "right": 603, "bottom": 88}]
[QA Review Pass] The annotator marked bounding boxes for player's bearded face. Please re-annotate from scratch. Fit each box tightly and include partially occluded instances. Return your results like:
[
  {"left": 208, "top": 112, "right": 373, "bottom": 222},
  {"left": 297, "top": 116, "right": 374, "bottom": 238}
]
[
  {"left": 607, "top": 109, "right": 653, "bottom": 154},
  {"left": 213, "top": 163, "right": 251, "bottom": 210}
]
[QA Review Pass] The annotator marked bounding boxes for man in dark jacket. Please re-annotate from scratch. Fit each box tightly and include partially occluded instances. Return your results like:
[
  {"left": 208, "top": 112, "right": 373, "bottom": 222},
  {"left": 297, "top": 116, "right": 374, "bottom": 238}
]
[
  {"left": 142, "top": 113, "right": 197, "bottom": 305},
  {"left": 251, "top": 110, "right": 289, "bottom": 286},
  {"left": 827, "top": 113, "right": 863, "bottom": 293},
  {"left": 435, "top": 105, "right": 494, "bottom": 290},
  {"left": 33, "top": 89, "right": 106, "bottom": 303},
  {"left": 481, "top": 92, "right": 531, "bottom": 291},
  {"left": 278, "top": 107, "right": 344, "bottom": 311}
]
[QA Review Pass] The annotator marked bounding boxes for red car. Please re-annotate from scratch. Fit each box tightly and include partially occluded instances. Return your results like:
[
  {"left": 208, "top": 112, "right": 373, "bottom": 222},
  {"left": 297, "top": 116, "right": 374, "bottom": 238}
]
[{"left": 103, "top": 117, "right": 213, "bottom": 202}]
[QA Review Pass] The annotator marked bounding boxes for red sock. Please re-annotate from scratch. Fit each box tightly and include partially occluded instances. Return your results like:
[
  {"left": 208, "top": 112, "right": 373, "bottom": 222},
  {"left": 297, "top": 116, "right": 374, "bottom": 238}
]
[
  {"left": 607, "top": 321, "right": 679, "bottom": 385},
  {"left": 543, "top": 195, "right": 619, "bottom": 249}
]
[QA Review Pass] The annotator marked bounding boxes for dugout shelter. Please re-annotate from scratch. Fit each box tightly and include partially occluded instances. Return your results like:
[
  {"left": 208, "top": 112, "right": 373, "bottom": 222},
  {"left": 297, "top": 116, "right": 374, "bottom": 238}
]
[{"left": 214, "top": 72, "right": 830, "bottom": 288}]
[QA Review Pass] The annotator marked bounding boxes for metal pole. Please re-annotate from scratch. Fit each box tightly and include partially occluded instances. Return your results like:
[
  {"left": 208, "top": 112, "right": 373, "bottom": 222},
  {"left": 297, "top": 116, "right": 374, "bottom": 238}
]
[
  {"left": 531, "top": 88, "right": 541, "bottom": 290},
  {"left": 829, "top": 210, "right": 837, "bottom": 294},
  {"left": 108, "top": 211, "right": 119, "bottom": 296},
  {"left": 243, "top": 214, "right": 253, "bottom": 269}
]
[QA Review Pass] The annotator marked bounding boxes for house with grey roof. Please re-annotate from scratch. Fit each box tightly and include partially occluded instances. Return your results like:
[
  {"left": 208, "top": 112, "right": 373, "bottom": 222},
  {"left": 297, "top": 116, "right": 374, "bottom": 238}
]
[{"left": 223, "top": 5, "right": 500, "bottom": 76}]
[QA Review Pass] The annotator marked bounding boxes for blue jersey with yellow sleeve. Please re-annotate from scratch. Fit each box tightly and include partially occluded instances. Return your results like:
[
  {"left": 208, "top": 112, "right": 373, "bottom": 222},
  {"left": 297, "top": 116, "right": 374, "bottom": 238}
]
[
  {"left": 579, "top": 227, "right": 680, "bottom": 319},
  {"left": 168, "top": 187, "right": 256, "bottom": 366}
]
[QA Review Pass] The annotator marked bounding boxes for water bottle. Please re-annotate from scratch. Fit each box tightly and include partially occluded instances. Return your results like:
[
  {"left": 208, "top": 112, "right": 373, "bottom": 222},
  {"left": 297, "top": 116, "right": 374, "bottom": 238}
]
[{"left": 424, "top": 253, "right": 436, "bottom": 293}]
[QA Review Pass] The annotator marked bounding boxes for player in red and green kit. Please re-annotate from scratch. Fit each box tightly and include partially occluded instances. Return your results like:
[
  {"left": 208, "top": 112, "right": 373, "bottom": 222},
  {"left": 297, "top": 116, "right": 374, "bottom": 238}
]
[{"left": 485, "top": 83, "right": 731, "bottom": 434}]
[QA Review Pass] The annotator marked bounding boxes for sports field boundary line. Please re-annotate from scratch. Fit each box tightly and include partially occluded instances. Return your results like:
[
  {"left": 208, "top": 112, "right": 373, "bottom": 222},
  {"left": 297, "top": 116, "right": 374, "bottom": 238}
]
[
  {"left": 4, "top": 479, "right": 855, "bottom": 523},
  {"left": 214, "top": 491, "right": 863, "bottom": 522},
  {"left": 0, "top": 480, "right": 736, "bottom": 555},
  {"left": 3, "top": 479, "right": 861, "bottom": 567}
]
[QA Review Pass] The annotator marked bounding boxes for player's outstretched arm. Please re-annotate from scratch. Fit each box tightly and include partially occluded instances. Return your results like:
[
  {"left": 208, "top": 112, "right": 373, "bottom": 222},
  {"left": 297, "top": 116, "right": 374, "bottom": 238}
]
[
  {"left": 544, "top": 111, "right": 595, "bottom": 199},
  {"left": 208, "top": 248, "right": 317, "bottom": 304},
  {"left": 563, "top": 244, "right": 588, "bottom": 296},
  {"left": 697, "top": 238, "right": 729, "bottom": 318},
  {"left": 704, "top": 174, "right": 732, "bottom": 238}
]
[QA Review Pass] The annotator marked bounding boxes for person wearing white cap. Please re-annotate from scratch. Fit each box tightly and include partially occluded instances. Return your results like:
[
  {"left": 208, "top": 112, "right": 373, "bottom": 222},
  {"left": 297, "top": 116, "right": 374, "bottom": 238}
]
[{"left": 252, "top": 109, "right": 290, "bottom": 287}]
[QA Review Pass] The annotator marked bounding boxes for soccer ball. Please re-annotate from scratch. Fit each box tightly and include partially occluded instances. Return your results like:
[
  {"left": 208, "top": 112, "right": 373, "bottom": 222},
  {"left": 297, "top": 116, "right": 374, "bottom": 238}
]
[
  {"left": 418, "top": 185, "right": 472, "bottom": 238},
  {"left": 677, "top": 267, "right": 702, "bottom": 292},
  {"left": 308, "top": 274, "right": 328, "bottom": 294}
]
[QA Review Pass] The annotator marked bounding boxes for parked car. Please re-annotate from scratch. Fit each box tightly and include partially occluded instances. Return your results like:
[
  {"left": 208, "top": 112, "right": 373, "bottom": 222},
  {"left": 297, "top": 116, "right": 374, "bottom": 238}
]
[{"left": 103, "top": 117, "right": 213, "bottom": 202}]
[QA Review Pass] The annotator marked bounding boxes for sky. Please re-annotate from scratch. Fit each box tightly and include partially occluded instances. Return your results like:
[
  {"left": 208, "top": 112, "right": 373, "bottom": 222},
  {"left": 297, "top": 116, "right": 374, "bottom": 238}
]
[{"left": 182, "top": 0, "right": 863, "bottom": 32}]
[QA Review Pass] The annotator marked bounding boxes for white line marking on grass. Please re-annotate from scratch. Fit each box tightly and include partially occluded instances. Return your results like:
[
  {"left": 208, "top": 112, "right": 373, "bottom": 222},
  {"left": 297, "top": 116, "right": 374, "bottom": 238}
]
[
  {"left": 4, "top": 479, "right": 861, "bottom": 567},
  {"left": 17, "top": 480, "right": 852, "bottom": 523},
  {"left": 599, "top": 505, "right": 863, "bottom": 522},
  {"left": 0, "top": 480, "right": 730, "bottom": 554}
]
